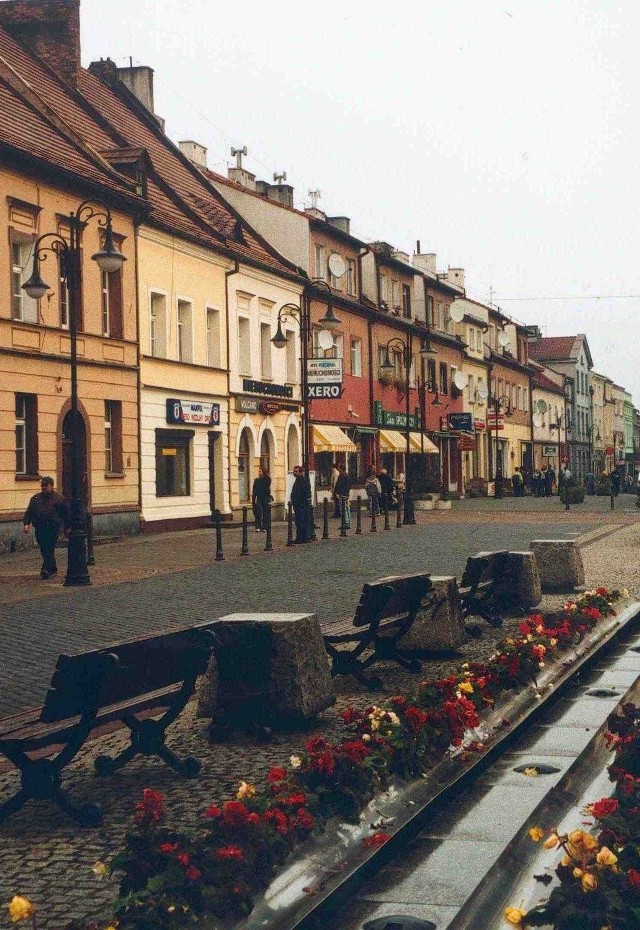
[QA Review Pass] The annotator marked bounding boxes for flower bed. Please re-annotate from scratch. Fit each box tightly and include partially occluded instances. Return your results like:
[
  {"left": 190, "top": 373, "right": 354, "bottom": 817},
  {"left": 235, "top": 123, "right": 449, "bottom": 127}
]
[
  {"left": 507, "top": 700, "right": 640, "bottom": 929},
  {"left": 6, "top": 588, "right": 626, "bottom": 930}
]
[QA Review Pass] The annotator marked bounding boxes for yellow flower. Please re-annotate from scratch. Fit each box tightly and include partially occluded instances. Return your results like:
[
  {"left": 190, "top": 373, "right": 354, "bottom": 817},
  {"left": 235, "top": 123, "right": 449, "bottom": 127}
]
[
  {"left": 8, "top": 897, "right": 35, "bottom": 923},
  {"left": 92, "top": 860, "right": 108, "bottom": 878},
  {"left": 573, "top": 867, "right": 584, "bottom": 878},
  {"left": 504, "top": 906, "right": 526, "bottom": 924},
  {"left": 236, "top": 781, "right": 256, "bottom": 800},
  {"left": 569, "top": 829, "right": 598, "bottom": 850},
  {"left": 561, "top": 854, "right": 572, "bottom": 867},
  {"left": 596, "top": 846, "right": 618, "bottom": 868},
  {"left": 522, "top": 767, "right": 539, "bottom": 777},
  {"left": 459, "top": 681, "right": 474, "bottom": 694},
  {"left": 528, "top": 826, "right": 544, "bottom": 842},
  {"left": 581, "top": 872, "right": 598, "bottom": 891}
]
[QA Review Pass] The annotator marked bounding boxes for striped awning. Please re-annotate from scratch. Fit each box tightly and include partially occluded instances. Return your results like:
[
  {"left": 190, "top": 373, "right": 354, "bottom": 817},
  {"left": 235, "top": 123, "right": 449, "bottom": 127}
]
[
  {"left": 312, "top": 424, "right": 357, "bottom": 453},
  {"left": 409, "top": 432, "right": 439, "bottom": 454},
  {"left": 378, "top": 429, "right": 407, "bottom": 453}
]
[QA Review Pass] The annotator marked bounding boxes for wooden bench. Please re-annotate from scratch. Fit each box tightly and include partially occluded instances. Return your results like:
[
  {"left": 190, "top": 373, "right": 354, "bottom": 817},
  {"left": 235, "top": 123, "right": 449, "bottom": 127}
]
[
  {"left": 0, "top": 624, "right": 215, "bottom": 826},
  {"left": 459, "top": 550, "right": 510, "bottom": 627},
  {"left": 323, "top": 572, "right": 434, "bottom": 689}
]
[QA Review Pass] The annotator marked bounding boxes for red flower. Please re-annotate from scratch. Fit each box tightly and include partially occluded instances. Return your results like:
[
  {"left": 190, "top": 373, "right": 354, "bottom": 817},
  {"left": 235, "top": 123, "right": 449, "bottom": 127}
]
[
  {"left": 221, "top": 801, "right": 254, "bottom": 826},
  {"left": 216, "top": 844, "right": 246, "bottom": 861},
  {"left": 159, "top": 842, "right": 179, "bottom": 854},
  {"left": 264, "top": 807, "right": 290, "bottom": 835},
  {"left": 186, "top": 866, "right": 201, "bottom": 881},
  {"left": 404, "top": 706, "right": 429, "bottom": 733},
  {"left": 339, "top": 740, "right": 372, "bottom": 764},
  {"left": 519, "top": 621, "right": 532, "bottom": 635},
  {"left": 203, "top": 804, "right": 221, "bottom": 819},
  {"left": 390, "top": 695, "right": 408, "bottom": 708},
  {"left": 362, "top": 832, "right": 391, "bottom": 848},
  {"left": 311, "top": 749, "right": 335, "bottom": 775},
  {"left": 293, "top": 807, "right": 315, "bottom": 831},
  {"left": 589, "top": 797, "right": 619, "bottom": 819},
  {"left": 177, "top": 852, "right": 190, "bottom": 867},
  {"left": 135, "top": 788, "right": 165, "bottom": 824},
  {"left": 341, "top": 707, "right": 363, "bottom": 724},
  {"left": 627, "top": 869, "right": 640, "bottom": 892},
  {"left": 279, "top": 793, "right": 307, "bottom": 806},
  {"left": 305, "top": 736, "right": 331, "bottom": 753},
  {"left": 267, "top": 767, "right": 288, "bottom": 784},
  {"left": 596, "top": 587, "right": 608, "bottom": 596}
]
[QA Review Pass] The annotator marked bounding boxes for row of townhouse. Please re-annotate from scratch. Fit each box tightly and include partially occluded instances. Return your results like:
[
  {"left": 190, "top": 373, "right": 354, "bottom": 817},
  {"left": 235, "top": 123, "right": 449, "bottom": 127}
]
[{"left": 1, "top": 1, "right": 637, "bottom": 555}]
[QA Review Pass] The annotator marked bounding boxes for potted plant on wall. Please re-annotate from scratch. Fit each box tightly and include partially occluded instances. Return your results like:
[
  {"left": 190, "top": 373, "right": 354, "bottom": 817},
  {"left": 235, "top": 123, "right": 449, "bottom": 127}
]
[{"left": 378, "top": 368, "right": 393, "bottom": 386}]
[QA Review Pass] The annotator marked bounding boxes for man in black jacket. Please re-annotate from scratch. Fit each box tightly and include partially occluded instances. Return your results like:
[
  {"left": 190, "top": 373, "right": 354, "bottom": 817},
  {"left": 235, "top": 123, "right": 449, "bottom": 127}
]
[
  {"left": 23, "top": 476, "right": 70, "bottom": 578},
  {"left": 290, "top": 466, "right": 312, "bottom": 543}
]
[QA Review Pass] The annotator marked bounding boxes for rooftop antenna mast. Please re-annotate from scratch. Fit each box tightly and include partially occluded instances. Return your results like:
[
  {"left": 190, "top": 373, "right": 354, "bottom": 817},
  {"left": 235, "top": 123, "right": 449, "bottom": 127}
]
[
  {"left": 231, "top": 146, "right": 248, "bottom": 169},
  {"left": 273, "top": 171, "right": 287, "bottom": 185},
  {"left": 307, "top": 189, "right": 322, "bottom": 209}
]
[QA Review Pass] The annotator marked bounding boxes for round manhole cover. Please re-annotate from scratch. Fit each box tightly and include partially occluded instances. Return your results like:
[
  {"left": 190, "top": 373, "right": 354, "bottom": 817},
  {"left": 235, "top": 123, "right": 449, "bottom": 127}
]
[
  {"left": 513, "top": 763, "right": 561, "bottom": 775},
  {"left": 586, "top": 688, "right": 621, "bottom": 698}
]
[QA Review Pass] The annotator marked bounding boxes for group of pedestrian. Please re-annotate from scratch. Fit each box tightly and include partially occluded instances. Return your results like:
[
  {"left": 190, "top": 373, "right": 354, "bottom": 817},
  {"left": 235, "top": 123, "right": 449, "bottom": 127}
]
[
  {"left": 531, "top": 465, "right": 559, "bottom": 497},
  {"left": 330, "top": 462, "right": 401, "bottom": 527}
]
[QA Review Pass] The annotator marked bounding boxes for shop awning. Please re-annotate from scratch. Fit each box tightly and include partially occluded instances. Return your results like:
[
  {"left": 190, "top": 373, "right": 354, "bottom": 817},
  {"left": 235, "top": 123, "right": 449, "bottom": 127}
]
[
  {"left": 409, "top": 432, "right": 439, "bottom": 454},
  {"left": 312, "top": 424, "right": 357, "bottom": 453},
  {"left": 379, "top": 429, "right": 408, "bottom": 453}
]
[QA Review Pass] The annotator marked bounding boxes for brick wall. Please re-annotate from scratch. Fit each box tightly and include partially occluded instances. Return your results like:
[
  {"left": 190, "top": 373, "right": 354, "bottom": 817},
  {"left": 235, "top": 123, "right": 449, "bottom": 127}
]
[{"left": 0, "top": 0, "right": 80, "bottom": 86}]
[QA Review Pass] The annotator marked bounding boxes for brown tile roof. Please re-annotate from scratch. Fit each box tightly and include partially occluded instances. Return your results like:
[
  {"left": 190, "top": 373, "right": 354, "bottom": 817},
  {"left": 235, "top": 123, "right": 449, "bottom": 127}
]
[
  {"left": 527, "top": 336, "right": 577, "bottom": 361},
  {"left": 532, "top": 370, "right": 565, "bottom": 394}
]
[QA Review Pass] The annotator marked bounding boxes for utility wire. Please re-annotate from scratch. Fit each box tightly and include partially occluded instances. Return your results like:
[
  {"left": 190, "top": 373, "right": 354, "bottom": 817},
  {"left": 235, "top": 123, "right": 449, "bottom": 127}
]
[{"left": 496, "top": 294, "right": 640, "bottom": 301}]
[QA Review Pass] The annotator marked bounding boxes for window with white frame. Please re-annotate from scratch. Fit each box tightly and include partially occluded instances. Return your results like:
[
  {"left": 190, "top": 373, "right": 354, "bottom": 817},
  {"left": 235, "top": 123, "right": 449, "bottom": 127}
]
[
  {"left": 11, "top": 235, "right": 38, "bottom": 323},
  {"left": 379, "top": 273, "right": 388, "bottom": 304},
  {"left": 260, "top": 322, "right": 272, "bottom": 379},
  {"left": 314, "top": 244, "right": 326, "bottom": 280},
  {"left": 346, "top": 258, "right": 357, "bottom": 296},
  {"left": 238, "top": 316, "right": 251, "bottom": 375},
  {"left": 104, "top": 400, "right": 123, "bottom": 473},
  {"left": 15, "top": 393, "right": 37, "bottom": 476},
  {"left": 177, "top": 299, "right": 193, "bottom": 362},
  {"left": 350, "top": 337, "right": 362, "bottom": 377},
  {"left": 149, "top": 292, "right": 167, "bottom": 357},
  {"left": 206, "top": 307, "right": 221, "bottom": 367}
]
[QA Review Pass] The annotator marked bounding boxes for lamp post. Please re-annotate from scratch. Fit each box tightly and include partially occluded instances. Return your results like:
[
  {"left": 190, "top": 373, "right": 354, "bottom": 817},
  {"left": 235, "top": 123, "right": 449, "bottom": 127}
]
[
  {"left": 489, "top": 393, "right": 512, "bottom": 499},
  {"left": 380, "top": 335, "right": 435, "bottom": 524},
  {"left": 23, "top": 201, "right": 126, "bottom": 586},
  {"left": 272, "top": 279, "right": 341, "bottom": 538}
]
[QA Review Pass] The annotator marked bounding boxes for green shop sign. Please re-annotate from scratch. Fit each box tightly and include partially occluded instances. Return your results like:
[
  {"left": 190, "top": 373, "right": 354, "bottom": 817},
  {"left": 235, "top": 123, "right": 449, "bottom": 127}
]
[{"left": 374, "top": 401, "right": 421, "bottom": 430}]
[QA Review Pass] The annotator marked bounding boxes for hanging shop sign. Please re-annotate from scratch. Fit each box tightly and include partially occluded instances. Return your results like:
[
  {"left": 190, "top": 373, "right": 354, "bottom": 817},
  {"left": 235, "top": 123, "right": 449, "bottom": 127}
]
[
  {"left": 605, "top": 446, "right": 615, "bottom": 456},
  {"left": 166, "top": 398, "right": 220, "bottom": 426},
  {"left": 448, "top": 412, "right": 473, "bottom": 432},
  {"left": 235, "top": 396, "right": 299, "bottom": 414},
  {"left": 308, "top": 383, "right": 342, "bottom": 399},
  {"left": 307, "top": 357, "right": 343, "bottom": 384},
  {"left": 458, "top": 435, "right": 476, "bottom": 451},
  {"left": 487, "top": 413, "right": 505, "bottom": 430},
  {"left": 542, "top": 444, "right": 558, "bottom": 457},
  {"left": 242, "top": 379, "right": 293, "bottom": 399},
  {"left": 473, "top": 419, "right": 486, "bottom": 431},
  {"left": 374, "top": 401, "right": 420, "bottom": 430}
]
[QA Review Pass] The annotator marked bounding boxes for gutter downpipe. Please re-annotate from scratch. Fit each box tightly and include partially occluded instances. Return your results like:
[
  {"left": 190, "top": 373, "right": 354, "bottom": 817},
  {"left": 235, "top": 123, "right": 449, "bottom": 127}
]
[
  {"left": 357, "top": 246, "right": 376, "bottom": 467},
  {"left": 225, "top": 259, "right": 240, "bottom": 518},
  {"left": 133, "top": 218, "right": 143, "bottom": 533}
]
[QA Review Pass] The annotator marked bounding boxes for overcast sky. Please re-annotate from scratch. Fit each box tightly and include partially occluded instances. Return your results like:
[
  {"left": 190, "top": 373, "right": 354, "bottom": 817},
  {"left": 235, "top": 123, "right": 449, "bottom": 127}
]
[{"left": 81, "top": 0, "right": 640, "bottom": 398}]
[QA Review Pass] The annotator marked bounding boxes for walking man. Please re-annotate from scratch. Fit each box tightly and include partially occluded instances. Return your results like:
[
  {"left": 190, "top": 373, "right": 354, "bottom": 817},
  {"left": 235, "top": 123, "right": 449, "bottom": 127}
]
[
  {"left": 23, "top": 476, "right": 69, "bottom": 579},
  {"left": 290, "top": 466, "right": 312, "bottom": 543}
]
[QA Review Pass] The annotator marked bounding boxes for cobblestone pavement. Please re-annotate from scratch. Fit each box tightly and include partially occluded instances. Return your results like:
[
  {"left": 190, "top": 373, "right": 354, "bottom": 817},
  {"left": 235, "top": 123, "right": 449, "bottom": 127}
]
[
  {"left": 0, "top": 506, "right": 623, "bottom": 718},
  {"left": 0, "top": 520, "right": 637, "bottom": 930}
]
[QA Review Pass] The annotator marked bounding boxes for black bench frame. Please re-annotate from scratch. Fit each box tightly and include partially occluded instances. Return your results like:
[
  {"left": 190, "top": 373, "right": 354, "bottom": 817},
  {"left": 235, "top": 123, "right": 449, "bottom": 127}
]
[
  {"left": 459, "top": 550, "right": 509, "bottom": 627},
  {"left": 0, "top": 624, "right": 215, "bottom": 826},
  {"left": 323, "top": 572, "right": 434, "bottom": 689}
]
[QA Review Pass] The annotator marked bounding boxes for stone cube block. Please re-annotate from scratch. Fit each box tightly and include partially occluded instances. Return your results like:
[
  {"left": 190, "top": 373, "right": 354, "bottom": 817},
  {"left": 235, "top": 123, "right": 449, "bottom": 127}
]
[
  {"left": 399, "top": 576, "right": 467, "bottom": 651},
  {"left": 530, "top": 539, "right": 585, "bottom": 592},
  {"left": 490, "top": 551, "right": 542, "bottom": 610}
]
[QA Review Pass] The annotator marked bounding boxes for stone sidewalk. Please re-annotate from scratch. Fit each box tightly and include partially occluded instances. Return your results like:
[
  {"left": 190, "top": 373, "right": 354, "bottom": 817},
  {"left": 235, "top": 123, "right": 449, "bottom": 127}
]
[{"left": 0, "top": 520, "right": 637, "bottom": 930}]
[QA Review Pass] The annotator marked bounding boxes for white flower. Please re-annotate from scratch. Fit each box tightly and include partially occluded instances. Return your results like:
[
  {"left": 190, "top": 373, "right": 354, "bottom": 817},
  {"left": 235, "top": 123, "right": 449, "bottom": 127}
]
[
  {"left": 290, "top": 754, "right": 302, "bottom": 768},
  {"left": 387, "top": 711, "right": 400, "bottom": 726},
  {"left": 362, "top": 733, "right": 371, "bottom": 742}
]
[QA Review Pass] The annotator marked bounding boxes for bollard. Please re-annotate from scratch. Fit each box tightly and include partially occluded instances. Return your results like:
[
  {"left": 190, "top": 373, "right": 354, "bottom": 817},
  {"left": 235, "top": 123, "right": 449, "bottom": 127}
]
[
  {"left": 215, "top": 510, "right": 224, "bottom": 561},
  {"left": 611, "top": 490, "right": 615, "bottom": 510},
  {"left": 370, "top": 505, "right": 377, "bottom": 533},
  {"left": 265, "top": 503, "right": 273, "bottom": 551},
  {"left": 565, "top": 493, "right": 570, "bottom": 511},
  {"left": 396, "top": 490, "right": 403, "bottom": 528},
  {"left": 340, "top": 499, "right": 348, "bottom": 537},
  {"left": 322, "top": 498, "right": 329, "bottom": 539},
  {"left": 287, "top": 502, "right": 294, "bottom": 546},
  {"left": 355, "top": 495, "right": 362, "bottom": 534},
  {"left": 383, "top": 496, "right": 390, "bottom": 530},
  {"left": 86, "top": 510, "right": 95, "bottom": 566},
  {"left": 309, "top": 501, "right": 317, "bottom": 542},
  {"left": 241, "top": 506, "right": 249, "bottom": 555}
]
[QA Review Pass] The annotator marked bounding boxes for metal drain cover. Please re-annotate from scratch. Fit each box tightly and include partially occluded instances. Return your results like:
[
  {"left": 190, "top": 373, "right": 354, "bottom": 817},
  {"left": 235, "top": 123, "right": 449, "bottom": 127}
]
[
  {"left": 364, "top": 919, "right": 437, "bottom": 930},
  {"left": 513, "top": 763, "right": 561, "bottom": 775},
  {"left": 586, "top": 688, "right": 621, "bottom": 698}
]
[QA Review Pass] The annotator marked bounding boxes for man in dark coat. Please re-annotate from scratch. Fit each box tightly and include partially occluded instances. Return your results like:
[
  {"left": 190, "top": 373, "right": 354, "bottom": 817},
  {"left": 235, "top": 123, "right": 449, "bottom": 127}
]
[
  {"left": 333, "top": 465, "right": 353, "bottom": 528},
  {"left": 544, "top": 466, "right": 555, "bottom": 497},
  {"left": 290, "top": 466, "right": 312, "bottom": 543},
  {"left": 378, "top": 468, "right": 395, "bottom": 511},
  {"left": 23, "top": 476, "right": 70, "bottom": 578}
]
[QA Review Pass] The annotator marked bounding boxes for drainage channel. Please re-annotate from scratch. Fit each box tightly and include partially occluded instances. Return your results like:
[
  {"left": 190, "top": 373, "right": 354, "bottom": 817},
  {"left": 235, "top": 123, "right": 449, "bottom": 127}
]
[{"left": 312, "top": 624, "right": 640, "bottom": 930}]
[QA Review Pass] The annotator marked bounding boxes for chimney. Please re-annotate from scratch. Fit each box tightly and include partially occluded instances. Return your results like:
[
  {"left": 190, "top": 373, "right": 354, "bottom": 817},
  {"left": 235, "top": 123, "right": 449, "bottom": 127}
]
[
  {"left": 255, "top": 179, "right": 294, "bottom": 209},
  {"left": 228, "top": 166, "right": 257, "bottom": 191},
  {"left": 117, "top": 64, "right": 155, "bottom": 113},
  {"left": 392, "top": 250, "right": 410, "bottom": 265},
  {"left": 179, "top": 140, "right": 207, "bottom": 169},
  {"left": 327, "top": 216, "right": 350, "bottom": 235},
  {"left": 0, "top": 0, "right": 80, "bottom": 87},
  {"left": 412, "top": 250, "right": 437, "bottom": 275},
  {"left": 444, "top": 266, "right": 465, "bottom": 289}
]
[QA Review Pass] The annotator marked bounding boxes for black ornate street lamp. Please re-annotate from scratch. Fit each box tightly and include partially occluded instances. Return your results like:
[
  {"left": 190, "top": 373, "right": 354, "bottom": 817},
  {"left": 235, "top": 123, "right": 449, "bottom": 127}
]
[
  {"left": 380, "top": 335, "right": 435, "bottom": 524},
  {"left": 272, "top": 279, "right": 341, "bottom": 538},
  {"left": 488, "top": 393, "right": 512, "bottom": 499},
  {"left": 23, "top": 201, "right": 126, "bottom": 585}
]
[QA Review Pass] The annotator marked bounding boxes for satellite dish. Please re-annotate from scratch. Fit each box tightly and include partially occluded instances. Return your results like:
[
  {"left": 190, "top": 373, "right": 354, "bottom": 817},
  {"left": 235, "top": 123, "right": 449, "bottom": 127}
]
[
  {"left": 317, "top": 330, "right": 334, "bottom": 351},
  {"left": 449, "top": 303, "right": 464, "bottom": 323},
  {"left": 477, "top": 382, "right": 489, "bottom": 400},
  {"left": 536, "top": 399, "right": 548, "bottom": 414},
  {"left": 453, "top": 370, "right": 468, "bottom": 390},
  {"left": 498, "top": 330, "right": 510, "bottom": 347},
  {"left": 328, "top": 253, "right": 346, "bottom": 278},
  {"left": 532, "top": 413, "right": 543, "bottom": 428}
]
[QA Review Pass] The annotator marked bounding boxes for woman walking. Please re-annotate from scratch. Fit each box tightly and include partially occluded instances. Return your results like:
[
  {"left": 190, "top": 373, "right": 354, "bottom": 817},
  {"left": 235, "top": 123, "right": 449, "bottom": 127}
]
[
  {"left": 252, "top": 466, "right": 271, "bottom": 531},
  {"left": 365, "top": 470, "right": 382, "bottom": 516}
]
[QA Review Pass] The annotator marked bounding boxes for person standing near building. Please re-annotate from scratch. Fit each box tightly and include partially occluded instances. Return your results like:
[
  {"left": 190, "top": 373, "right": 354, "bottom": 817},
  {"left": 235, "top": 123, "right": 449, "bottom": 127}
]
[
  {"left": 290, "top": 466, "right": 312, "bottom": 543},
  {"left": 23, "top": 476, "right": 70, "bottom": 579},
  {"left": 545, "top": 465, "right": 555, "bottom": 497},
  {"left": 511, "top": 467, "right": 523, "bottom": 497},
  {"left": 378, "top": 467, "right": 395, "bottom": 511},
  {"left": 365, "top": 470, "right": 382, "bottom": 515},
  {"left": 334, "top": 464, "right": 353, "bottom": 529},
  {"left": 251, "top": 466, "right": 271, "bottom": 532},
  {"left": 330, "top": 461, "right": 340, "bottom": 517},
  {"left": 610, "top": 468, "right": 621, "bottom": 497}
]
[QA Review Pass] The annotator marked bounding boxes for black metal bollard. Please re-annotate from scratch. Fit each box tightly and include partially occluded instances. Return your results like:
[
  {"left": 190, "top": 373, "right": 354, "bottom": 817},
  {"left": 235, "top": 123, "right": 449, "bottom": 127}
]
[
  {"left": 322, "top": 498, "right": 329, "bottom": 539},
  {"left": 309, "top": 502, "right": 317, "bottom": 542},
  {"left": 383, "top": 496, "right": 390, "bottom": 530},
  {"left": 287, "top": 502, "right": 294, "bottom": 546},
  {"left": 611, "top": 490, "right": 615, "bottom": 510},
  {"left": 340, "top": 499, "right": 348, "bottom": 537},
  {"left": 214, "top": 510, "right": 224, "bottom": 561},
  {"left": 241, "top": 506, "right": 249, "bottom": 555},
  {"left": 564, "top": 492, "right": 570, "bottom": 511},
  {"left": 265, "top": 503, "right": 273, "bottom": 551},
  {"left": 370, "top": 504, "right": 377, "bottom": 533},
  {"left": 86, "top": 510, "right": 95, "bottom": 566},
  {"left": 355, "top": 495, "right": 362, "bottom": 534},
  {"left": 396, "top": 490, "right": 403, "bottom": 528}
]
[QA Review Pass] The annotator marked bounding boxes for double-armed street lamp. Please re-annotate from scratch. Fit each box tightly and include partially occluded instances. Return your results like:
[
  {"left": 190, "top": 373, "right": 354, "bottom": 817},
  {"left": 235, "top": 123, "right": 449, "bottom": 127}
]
[
  {"left": 380, "top": 334, "right": 437, "bottom": 524},
  {"left": 272, "top": 279, "right": 341, "bottom": 537},
  {"left": 23, "top": 200, "right": 126, "bottom": 586},
  {"left": 488, "top": 393, "right": 512, "bottom": 499}
]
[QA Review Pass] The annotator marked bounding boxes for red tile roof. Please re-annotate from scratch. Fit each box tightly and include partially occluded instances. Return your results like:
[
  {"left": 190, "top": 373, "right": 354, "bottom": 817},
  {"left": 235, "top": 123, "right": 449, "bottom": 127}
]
[
  {"left": 532, "top": 370, "right": 565, "bottom": 394},
  {"left": 527, "top": 336, "right": 577, "bottom": 361}
]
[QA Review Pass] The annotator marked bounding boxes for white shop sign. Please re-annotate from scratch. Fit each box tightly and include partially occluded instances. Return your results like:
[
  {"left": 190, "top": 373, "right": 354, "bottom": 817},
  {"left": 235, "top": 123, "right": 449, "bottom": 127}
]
[{"left": 307, "top": 358, "right": 343, "bottom": 384}]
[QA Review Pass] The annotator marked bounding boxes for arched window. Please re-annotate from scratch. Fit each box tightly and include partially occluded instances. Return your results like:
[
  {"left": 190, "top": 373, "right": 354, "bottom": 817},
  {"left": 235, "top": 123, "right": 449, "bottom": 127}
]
[
  {"left": 286, "top": 424, "right": 300, "bottom": 473},
  {"left": 238, "top": 429, "right": 251, "bottom": 502},
  {"left": 260, "top": 432, "right": 271, "bottom": 476}
]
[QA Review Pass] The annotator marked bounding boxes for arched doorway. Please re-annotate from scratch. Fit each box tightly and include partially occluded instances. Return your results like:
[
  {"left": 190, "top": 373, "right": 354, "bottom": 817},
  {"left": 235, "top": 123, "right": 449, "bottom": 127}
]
[
  {"left": 238, "top": 429, "right": 252, "bottom": 502},
  {"left": 260, "top": 431, "right": 272, "bottom": 477},
  {"left": 62, "top": 409, "right": 88, "bottom": 506}
]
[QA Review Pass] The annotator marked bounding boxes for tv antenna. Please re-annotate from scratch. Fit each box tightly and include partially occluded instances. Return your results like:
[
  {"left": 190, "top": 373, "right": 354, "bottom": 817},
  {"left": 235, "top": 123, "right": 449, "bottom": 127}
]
[
  {"left": 231, "top": 146, "right": 247, "bottom": 169},
  {"left": 273, "top": 171, "right": 287, "bottom": 185},
  {"left": 308, "top": 189, "right": 322, "bottom": 209}
]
